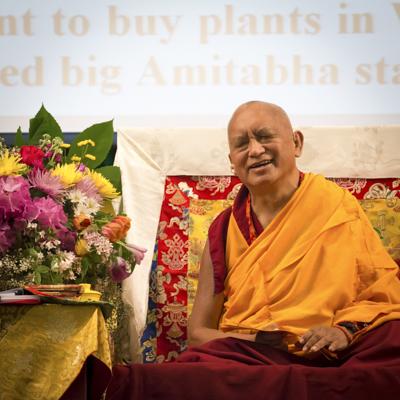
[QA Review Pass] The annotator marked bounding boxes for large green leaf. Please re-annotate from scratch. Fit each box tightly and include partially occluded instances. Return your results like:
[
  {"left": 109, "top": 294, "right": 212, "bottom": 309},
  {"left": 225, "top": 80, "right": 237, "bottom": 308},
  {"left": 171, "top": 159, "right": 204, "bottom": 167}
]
[
  {"left": 15, "top": 126, "right": 26, "bottom": 146},
  {"left": 29, "top": 105, "right": 63, "bottom": 144},
  {"left": 96, "top": 165, "right": 122, "bottom": 193},
  {"left": 67, "top": 120, "right": 114, "bottom": 169}
]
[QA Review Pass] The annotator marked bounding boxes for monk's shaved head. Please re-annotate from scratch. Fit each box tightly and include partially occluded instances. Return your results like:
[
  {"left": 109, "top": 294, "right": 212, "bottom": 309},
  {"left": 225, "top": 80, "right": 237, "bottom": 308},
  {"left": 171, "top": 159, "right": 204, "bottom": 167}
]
[
  {"left": 229, "top": 101, "right": 289, "bottom": 121},
  {"left": 228, "top": 101, "right": 293, "bottom": 138}
]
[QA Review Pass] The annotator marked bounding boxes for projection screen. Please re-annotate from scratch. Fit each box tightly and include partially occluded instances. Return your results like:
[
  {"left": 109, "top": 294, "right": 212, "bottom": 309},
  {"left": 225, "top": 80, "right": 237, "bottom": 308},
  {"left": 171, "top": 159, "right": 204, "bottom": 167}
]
[{"left": 1, "top": 0, "right": 400, "bottom": 131}]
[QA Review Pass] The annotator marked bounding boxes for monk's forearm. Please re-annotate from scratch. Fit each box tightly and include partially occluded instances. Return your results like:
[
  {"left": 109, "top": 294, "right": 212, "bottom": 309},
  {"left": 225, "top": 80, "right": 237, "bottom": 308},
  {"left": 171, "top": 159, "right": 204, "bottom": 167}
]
[{"left": 188, "top": 327, "right": 256, "bottom": 346}]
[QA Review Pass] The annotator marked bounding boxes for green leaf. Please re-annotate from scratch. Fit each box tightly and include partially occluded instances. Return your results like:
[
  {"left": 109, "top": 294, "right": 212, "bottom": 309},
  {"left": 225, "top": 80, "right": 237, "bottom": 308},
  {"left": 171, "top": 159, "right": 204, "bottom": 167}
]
[
  {"left": 100, "top": 199, "right": 116, "bottom": 217},
  {"left": 51, "top": 274, "right": 63, "bottom": 284},
  {"left": 81, "top": 257, "right": 90, "bottom": 278},
  {"left": 50, "top": 258, "right": 59, "bottom": 271},
  {"left": 27, "top": 248, "right": 39, "bottom": 257},
  {"left": 15, "top": 127, "right": 26, "bottom": 146},
  {"left": 89, "top": 252, "right": 102, "bottom": 264},
  {"left": 29, "top": 104, "right": 63, "bottom": 144},
  {"left": 34, "top": 271, "right": 42, "bottom": 284},
  {"left": 35, "top": 265, "right": 50, "bottom": 273},
  {"left": 96, "top": 165, "right": 122, "bottom": 193},
  {"left": 67, "top": 120, "right": 114, "bottom": 169}
]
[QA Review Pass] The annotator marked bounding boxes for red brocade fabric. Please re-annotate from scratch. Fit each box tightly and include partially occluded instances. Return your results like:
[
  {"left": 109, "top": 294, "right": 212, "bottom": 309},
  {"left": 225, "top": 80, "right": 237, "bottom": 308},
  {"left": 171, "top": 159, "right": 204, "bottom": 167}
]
[
  {"left": 107, "top": 321, "right": 400, "bottom": 400},
  {"left": 151, "top": 176, "right": 242, "bottom": 361}
]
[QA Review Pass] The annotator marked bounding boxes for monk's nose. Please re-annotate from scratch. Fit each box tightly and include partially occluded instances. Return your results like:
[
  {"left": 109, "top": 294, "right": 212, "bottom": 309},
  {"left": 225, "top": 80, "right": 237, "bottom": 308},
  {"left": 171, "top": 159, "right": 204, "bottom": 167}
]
[{"left": 248, "top": 139, "right": 264, "bottom": 157}]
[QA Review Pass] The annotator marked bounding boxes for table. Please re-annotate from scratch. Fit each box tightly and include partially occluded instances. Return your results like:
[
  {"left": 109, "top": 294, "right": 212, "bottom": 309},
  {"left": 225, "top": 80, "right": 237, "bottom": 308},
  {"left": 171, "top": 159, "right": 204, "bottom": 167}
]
[{"left": 0, "top": 304, "right": 112, "bottom": 400}]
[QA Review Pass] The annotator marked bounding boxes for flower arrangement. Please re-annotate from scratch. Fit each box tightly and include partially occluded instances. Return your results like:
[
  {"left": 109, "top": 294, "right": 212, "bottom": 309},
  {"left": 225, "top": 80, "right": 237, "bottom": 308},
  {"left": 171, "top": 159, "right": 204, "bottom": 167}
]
[{"left": 0, "top": 105, "right": 145, "bottom": 289}]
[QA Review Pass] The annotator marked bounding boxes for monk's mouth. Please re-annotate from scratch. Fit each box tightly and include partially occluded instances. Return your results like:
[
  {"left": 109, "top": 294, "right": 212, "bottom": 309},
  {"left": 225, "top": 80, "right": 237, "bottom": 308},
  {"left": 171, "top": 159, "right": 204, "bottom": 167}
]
[{"left": 249, "top": 160, "right": 273, "bottom": 170}]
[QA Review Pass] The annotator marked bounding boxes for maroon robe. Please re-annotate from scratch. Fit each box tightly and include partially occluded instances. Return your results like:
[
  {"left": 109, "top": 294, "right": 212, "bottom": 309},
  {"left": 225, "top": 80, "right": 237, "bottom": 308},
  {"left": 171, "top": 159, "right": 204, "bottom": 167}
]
[{"left": 106, "top": 321, "right": 400, "bottom": 399}]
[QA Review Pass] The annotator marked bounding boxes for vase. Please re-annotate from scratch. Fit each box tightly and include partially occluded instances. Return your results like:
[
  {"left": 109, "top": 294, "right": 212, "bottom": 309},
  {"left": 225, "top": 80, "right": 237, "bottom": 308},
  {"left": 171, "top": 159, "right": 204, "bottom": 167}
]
[{"left": 79, "top": 283, "right": 101, "bottom": 301}]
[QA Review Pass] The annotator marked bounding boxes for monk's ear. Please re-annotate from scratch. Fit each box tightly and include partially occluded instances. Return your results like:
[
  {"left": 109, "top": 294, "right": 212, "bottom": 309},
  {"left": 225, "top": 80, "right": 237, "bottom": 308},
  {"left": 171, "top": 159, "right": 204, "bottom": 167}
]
[
  {"left": 293, "top": 130, "right": 304, "bottom": 158},
  {"left": 228, "top": 154, "right": 236, "bottom": 175}
]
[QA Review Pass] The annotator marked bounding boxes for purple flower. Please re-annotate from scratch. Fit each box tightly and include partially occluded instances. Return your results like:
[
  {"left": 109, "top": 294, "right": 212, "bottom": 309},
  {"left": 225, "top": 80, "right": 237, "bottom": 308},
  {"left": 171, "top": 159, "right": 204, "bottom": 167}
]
[
  {"left": 77, "top": 163, "right": 86, "bottom": 172},
  {"left": 28, "top": 168, "right": 66, "bottom": 198},
  {"left": 109, "top": 257, "right": 132, "bottom": 282},
  {"left": 0, "top": 223, "right": 15, "bottom": 253},
  {"left": 0, "top": 176, "right": 31, "bottom": 220},
  {"left": 33, "top": 197, "right": 67, "bottom": 231},
  {"left": 125, "top": 243, "right": 147, "bottom": 264},
  {"left": 57, "top": 229, "right": 77, "bottom": 251}
]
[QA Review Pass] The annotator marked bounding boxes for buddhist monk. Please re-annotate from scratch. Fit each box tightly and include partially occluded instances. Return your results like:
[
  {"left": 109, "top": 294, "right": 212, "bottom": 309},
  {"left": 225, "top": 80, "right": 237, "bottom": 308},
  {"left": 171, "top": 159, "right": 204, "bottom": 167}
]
[{"left": 106, "top": 101, "right": 400, "bottom": 400}]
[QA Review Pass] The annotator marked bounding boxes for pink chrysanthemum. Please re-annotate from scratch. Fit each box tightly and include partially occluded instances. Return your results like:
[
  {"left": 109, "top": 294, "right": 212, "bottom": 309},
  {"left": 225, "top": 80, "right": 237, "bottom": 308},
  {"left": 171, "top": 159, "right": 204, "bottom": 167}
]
[
  {"left": 75, "top": 177, "right": 102, "bottom": 203},
  {"left": 28, "top": 169, "right": 66, "bottom": 198}
]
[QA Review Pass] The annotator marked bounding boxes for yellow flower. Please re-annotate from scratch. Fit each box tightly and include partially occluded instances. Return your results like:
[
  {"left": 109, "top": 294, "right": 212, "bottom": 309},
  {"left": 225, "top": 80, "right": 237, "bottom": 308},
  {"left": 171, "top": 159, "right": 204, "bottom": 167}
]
[
  {"left": 71, "top": 155, "right": 81, "bottom": 162},
  {"left": 0, "top": 150, "right": 27, "bottom": 176},
  {"left": 85, "top": 154, "right": 96, "bottom": 161},
  {"left": 77, "top": 139, "right": 95, "bottom": 147},
  {"left": 87, "top": 170, "right": 119, "bottom": 199},
  {"left": 51, "top": 163, "right": 84, "bottom": 186},
  {"left": 75, "top": 238, "right": 89, "bottom": 256},
  {"left": 60, "top": 143, "right": 71, "bottom": 148}
]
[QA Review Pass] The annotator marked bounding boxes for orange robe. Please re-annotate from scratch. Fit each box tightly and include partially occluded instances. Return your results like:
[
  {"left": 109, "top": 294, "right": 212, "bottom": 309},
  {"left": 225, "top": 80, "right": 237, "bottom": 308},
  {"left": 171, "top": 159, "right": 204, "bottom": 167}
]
[{"left": 218, "top": 173, "right": 400, "bottom": 342}]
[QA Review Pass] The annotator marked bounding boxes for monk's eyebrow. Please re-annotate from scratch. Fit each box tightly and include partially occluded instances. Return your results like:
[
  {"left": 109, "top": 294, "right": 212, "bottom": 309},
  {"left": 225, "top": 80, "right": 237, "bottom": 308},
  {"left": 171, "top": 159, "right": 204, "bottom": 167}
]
[
  {"left": 230, "top": 127, "right": 277, "bottom": 146},
  {"left": 254, "top": 127, "right": 276, "bottom": 136}
]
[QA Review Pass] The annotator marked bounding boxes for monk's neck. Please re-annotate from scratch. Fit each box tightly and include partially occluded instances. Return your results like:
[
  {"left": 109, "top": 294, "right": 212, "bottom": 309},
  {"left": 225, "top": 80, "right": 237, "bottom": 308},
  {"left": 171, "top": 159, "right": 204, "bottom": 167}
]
[{"left": 249, "top": 174, "right": 300, "bottom": 227}]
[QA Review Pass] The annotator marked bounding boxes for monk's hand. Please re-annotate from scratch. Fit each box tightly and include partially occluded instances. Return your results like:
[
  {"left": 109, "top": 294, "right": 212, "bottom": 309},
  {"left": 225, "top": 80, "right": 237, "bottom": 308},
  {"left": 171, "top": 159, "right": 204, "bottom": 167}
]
[{"left": 299, "top": 326, "right": 350, "bottom": 353}]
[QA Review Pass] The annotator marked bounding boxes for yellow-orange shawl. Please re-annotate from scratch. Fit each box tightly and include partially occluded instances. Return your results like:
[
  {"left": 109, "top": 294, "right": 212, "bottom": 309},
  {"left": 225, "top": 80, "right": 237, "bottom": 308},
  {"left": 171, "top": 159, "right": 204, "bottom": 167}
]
[{"left": 219, "top": 173, "right": 400, "bottom": 340}]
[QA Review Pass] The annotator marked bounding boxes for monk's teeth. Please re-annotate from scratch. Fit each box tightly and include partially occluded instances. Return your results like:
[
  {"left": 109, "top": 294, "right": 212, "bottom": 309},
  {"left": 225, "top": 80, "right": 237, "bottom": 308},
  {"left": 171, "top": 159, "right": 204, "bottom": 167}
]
[{"left": 250, "top": 160, "right": 272, "bottom": 169}]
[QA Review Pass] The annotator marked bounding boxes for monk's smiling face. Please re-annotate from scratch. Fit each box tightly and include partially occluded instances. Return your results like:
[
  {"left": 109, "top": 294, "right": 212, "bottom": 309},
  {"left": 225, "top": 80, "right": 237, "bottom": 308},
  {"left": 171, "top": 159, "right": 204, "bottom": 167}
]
[{"left": 228, "top": 101, "right": 303, "bottom": 191}]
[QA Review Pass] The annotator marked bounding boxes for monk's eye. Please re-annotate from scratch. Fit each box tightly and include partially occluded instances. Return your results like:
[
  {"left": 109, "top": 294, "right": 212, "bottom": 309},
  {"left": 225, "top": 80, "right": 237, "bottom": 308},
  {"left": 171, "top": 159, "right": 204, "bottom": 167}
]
[
  {"left": 234, "top": 138, "right": 248, "bottom": 148},
  {"left": 256, "top": 134, "right": 274, "bottom": 144}
]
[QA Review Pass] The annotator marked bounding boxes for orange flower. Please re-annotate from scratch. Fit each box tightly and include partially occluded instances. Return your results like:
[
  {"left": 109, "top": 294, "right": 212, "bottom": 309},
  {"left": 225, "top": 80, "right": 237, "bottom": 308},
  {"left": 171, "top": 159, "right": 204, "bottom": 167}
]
[
  {"left": 73, "top": 214, "right": 91, "bottom": 231},
  {"left": 101, "top": 215, "right": 131, "bottom": 242}
]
